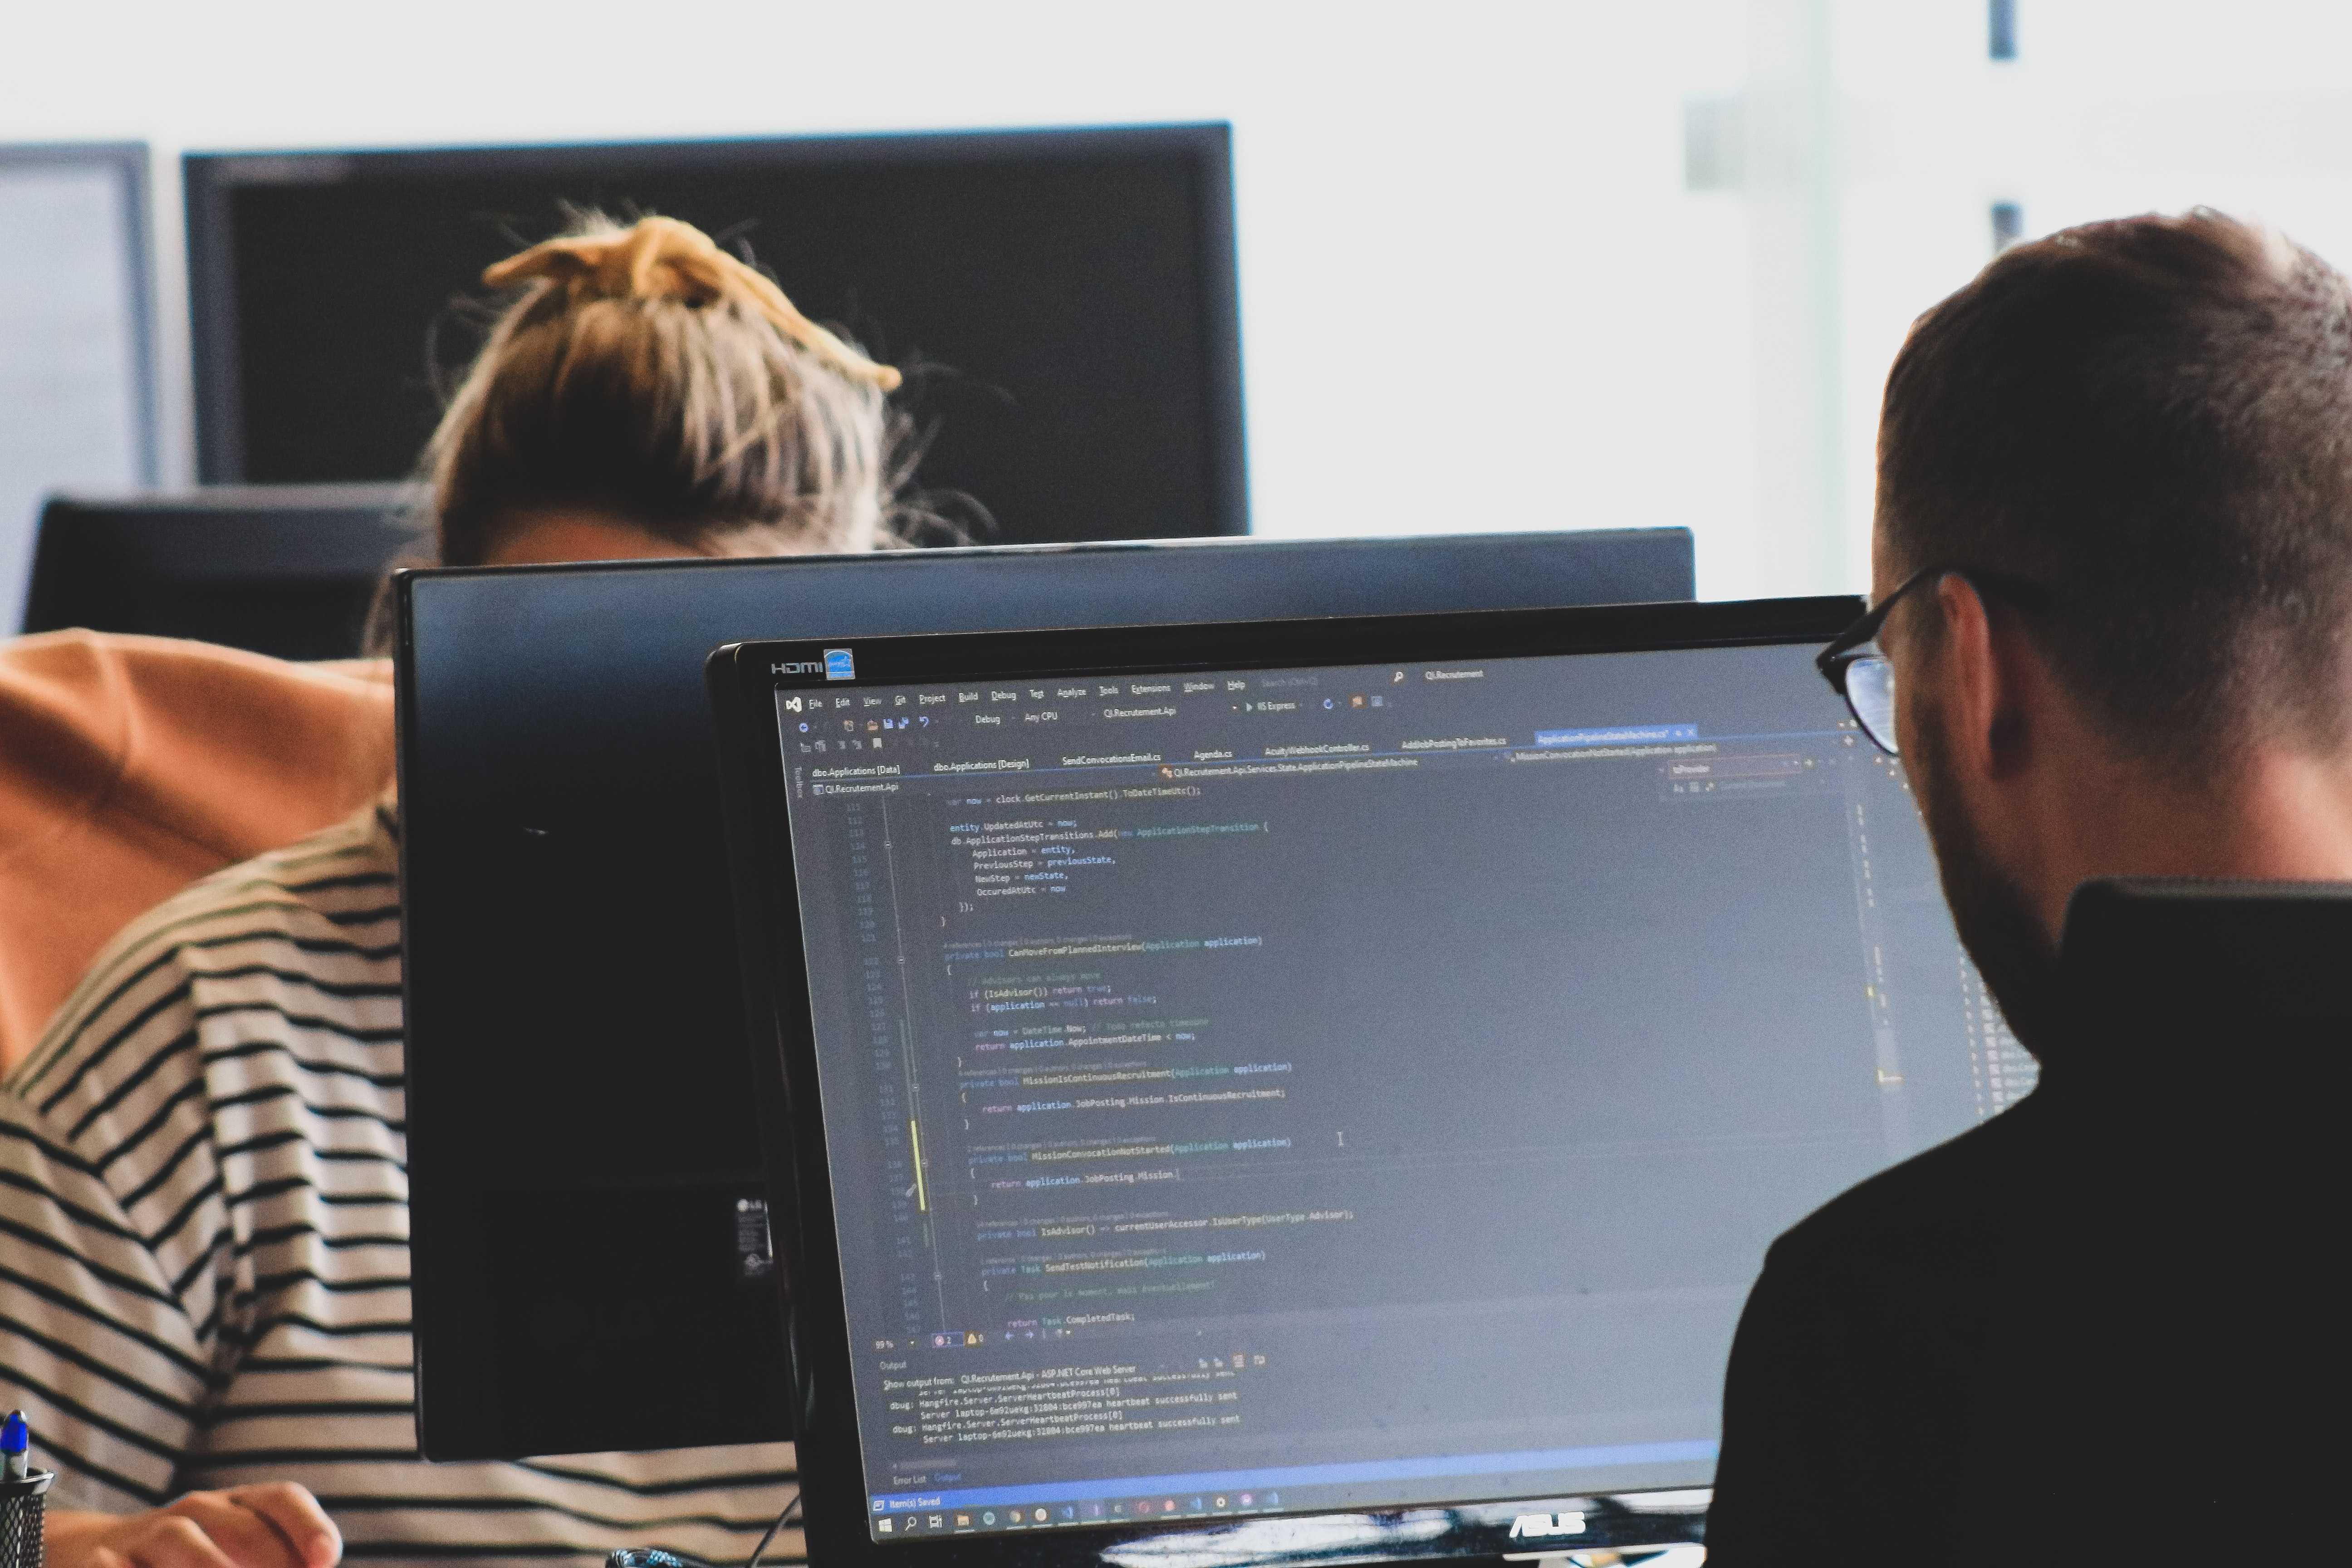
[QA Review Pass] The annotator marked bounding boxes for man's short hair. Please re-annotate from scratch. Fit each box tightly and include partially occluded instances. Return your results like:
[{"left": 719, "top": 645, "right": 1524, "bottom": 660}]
[{"left": 1878, "top": 209, "right": 2352, "bottom": 769}]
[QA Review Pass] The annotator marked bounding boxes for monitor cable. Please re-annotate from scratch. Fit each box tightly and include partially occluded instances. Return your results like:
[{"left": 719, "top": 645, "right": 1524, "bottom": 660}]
[
  {"left": 602, "top": 1490, "right": 800, "bottom": 1568},
  {"left": 746, "top": 1490, "right": 803, "bottom": 1568}
]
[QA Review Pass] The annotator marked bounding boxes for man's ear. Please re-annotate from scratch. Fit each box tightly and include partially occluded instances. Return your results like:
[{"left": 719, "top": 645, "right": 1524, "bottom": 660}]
[{"left": 1932, "top": 573, "right": 2031, "bottom": 781}]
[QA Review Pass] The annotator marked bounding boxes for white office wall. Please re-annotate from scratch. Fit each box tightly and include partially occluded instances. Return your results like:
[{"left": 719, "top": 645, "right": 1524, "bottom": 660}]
[
  {"left": 12, "top": 1, "right": 2352, "bottom": 603},
  {"left": 1832, "top": 0, "right": 2352, "bottom": 592}
]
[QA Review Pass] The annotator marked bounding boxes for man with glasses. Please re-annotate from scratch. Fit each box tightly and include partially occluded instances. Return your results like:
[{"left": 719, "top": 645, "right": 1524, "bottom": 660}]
[{"left": 1705, "top": 211, "right": 2352, "bottom": 1563}]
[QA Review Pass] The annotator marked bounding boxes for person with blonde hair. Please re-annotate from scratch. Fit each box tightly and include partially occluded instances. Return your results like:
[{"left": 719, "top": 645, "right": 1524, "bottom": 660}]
[
  {"left": 0, "top": 215, "right": 912, "bottom": 1568},
  {"left": 425, "top": 213, "right": 909, "bottom": 570}
]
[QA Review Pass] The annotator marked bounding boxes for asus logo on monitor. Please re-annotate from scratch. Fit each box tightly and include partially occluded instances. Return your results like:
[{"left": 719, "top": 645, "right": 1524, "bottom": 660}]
[
  {"left": 1507, "top": 1513, "right": 1587, "bottom": 1539},
  {"left": 770, "top": 649, "right": 856, "bottom": 680}
]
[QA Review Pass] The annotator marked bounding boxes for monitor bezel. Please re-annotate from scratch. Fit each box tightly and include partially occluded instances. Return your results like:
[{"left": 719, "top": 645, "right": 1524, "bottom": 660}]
[
  {"left": 710, "top": 594, "right": 1861, "bottom": 1568},
  {"left": 182, "top": 121, "right": 1247, "bottom": 535}
]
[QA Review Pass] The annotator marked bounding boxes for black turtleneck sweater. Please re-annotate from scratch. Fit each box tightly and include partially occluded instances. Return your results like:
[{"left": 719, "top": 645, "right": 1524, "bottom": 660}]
[{"left": 1705, "top": 1007, "right": 2338, "bottom": 1564}]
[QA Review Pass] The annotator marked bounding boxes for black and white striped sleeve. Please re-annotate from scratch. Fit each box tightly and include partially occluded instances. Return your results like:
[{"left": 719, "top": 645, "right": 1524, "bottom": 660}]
[
  {"left": 0, "top": 1080, "right": 209, "bottom": 1511},
  {"left": 4, "top": 814, "right": 804, "bottom": 1563}
]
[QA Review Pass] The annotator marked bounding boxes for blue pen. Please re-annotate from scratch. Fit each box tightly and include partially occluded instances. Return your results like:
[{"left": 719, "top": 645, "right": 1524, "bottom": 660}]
[{"left": 1, "top": 1409, "right": 27, "bottom": 1481}]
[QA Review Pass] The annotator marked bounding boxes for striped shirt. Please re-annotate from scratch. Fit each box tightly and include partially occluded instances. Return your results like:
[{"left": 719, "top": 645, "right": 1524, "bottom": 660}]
[{"left": 0, "top": 804, "right": 801, "bottom": 1564}]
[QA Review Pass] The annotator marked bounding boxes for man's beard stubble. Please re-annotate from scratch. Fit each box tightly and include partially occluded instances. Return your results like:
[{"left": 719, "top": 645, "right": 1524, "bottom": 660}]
[{"left": 1904, "top": 706, "right": 2069, "bottom": 1060}]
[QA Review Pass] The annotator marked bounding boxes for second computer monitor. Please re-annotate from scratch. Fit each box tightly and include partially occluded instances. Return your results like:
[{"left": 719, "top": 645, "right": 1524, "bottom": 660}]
[{"left": 395, "top": 529, "right": 1693, "bottom": 1463}]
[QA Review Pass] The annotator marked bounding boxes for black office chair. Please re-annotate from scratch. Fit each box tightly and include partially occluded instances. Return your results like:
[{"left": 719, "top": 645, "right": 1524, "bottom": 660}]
[{"left": 20, "top": 485, "right": 425, "bottom": 661}]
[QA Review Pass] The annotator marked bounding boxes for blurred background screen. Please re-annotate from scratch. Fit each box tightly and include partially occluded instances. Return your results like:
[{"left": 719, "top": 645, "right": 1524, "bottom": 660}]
[
  {"left": 183, "top": 127, "right": 1245, "bottom": 546},
  {"left": 0, "top": 144, "right": 155, "bottom": 627}
]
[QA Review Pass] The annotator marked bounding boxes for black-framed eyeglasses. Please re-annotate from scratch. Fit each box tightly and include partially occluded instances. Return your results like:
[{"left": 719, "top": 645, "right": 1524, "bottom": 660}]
[{"left": 1816, "top": 564, "right": 2055, "bottom": 756}]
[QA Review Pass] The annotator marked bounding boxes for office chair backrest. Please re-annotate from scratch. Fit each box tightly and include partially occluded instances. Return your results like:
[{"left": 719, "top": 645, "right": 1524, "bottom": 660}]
[{"left": 21, "top": 485, "right": 423, "bottom": 661}]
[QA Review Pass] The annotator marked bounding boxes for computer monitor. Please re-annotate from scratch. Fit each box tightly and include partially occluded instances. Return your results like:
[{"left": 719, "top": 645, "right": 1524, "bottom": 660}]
[
  {"left": 0, "top": 142, "right": 158, "bottom": 626},
  {"left": 20, "top": 485, "right": 421, "bottom": 659},
  {"left": 393, "top": 529, "right": 1695, "bottom": 1463},
  {"left": 706, "top": 596, "right": 2028, "bottom": 1564},
  {"left": 185, "top": 125, "right": 1246, "bottom": 543}
]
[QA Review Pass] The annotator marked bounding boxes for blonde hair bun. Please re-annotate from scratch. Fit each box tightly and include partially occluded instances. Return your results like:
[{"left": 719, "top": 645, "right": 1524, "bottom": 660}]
[
  {"left": 483, "top": 214, "right": 903, "bottom": 392},
  {"left": 421, "top": 209, "right": 934, "bottom": 569}
]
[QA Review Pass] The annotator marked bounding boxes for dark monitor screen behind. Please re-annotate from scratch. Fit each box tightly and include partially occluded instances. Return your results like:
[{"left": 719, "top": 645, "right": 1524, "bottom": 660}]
[
  {"left": 186, "top": 125, "right": 1246, "bottom": 544},
  {"left": 20, "top": 485, "right": 421, "bottom": 660},
  {"left": 711, "top": 600, "right": 2032, "bottom": 1566},
  {"left": 395, "top": 530, "right": 1694, "bottom": 1463}
]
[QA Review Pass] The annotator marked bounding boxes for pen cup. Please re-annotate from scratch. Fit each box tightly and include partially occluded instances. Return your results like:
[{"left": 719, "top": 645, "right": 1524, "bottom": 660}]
[{"left": 2, "top": 1468, "right": 55, "bottom": 1568}]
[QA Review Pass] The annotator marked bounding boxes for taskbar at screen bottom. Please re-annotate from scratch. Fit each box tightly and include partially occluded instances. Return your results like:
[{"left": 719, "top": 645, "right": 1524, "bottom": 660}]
[{"left": 867, "top": 1438, "right": 1718, "bottom": 1542}]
